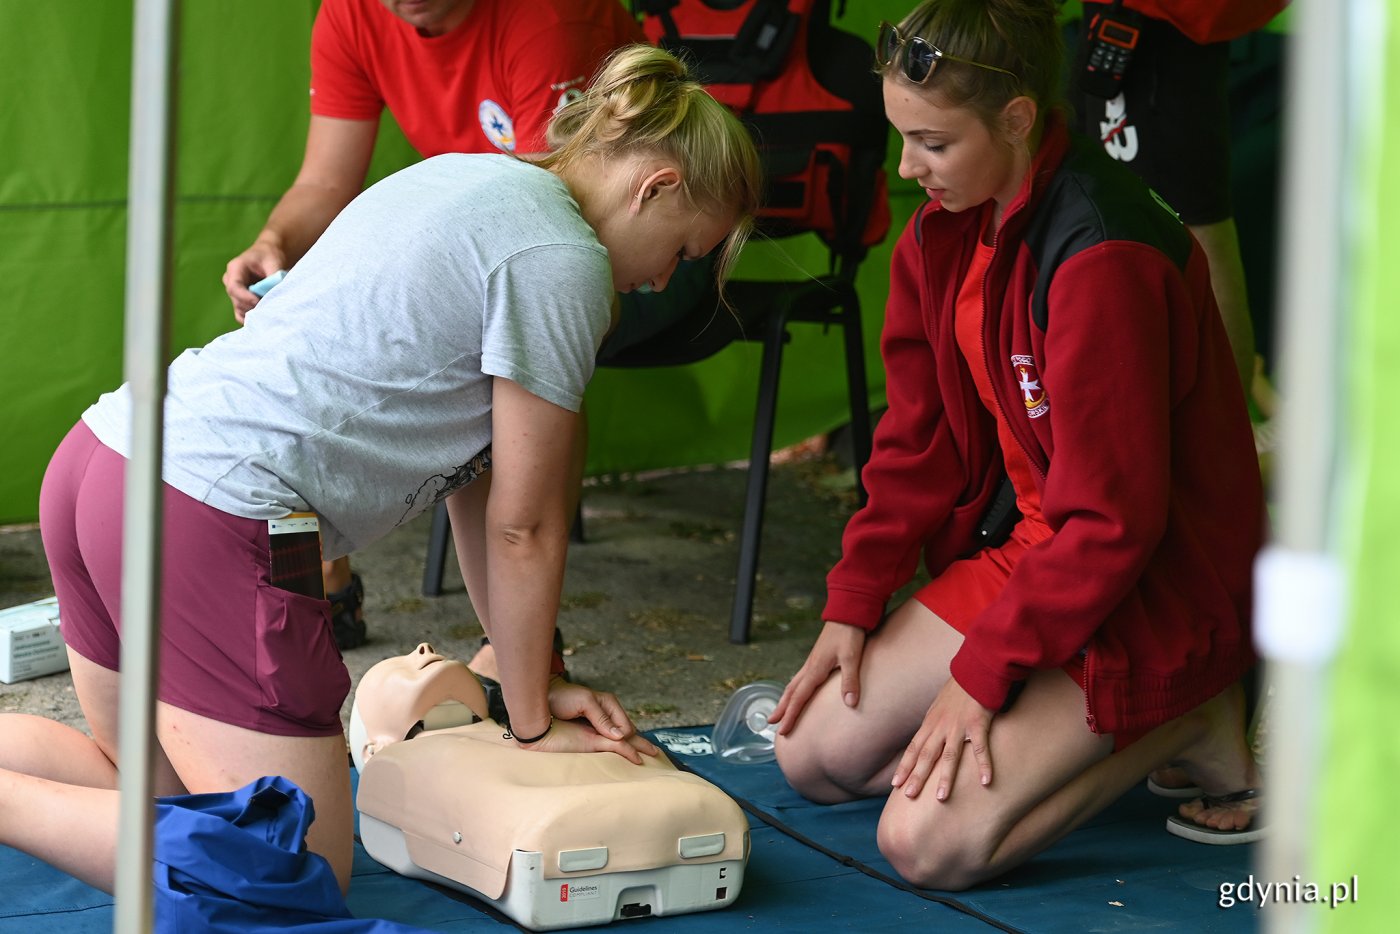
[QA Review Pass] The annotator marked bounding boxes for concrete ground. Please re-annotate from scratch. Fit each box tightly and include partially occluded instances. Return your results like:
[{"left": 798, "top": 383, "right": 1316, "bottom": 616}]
[{"left": 0, "top": 451, "right": 890, "bottom": 737}]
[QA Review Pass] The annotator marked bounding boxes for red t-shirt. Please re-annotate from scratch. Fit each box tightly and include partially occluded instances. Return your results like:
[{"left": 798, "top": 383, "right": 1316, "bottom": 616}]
[
  {"left": 1084, "top": 0, "right": 1286, "bottom": 45},
  {"left": 952, "top": 209, "right": 1053, "bottom": 549},
  {"left": 310, "top": 0, "right": 644, "bottom": 157}
]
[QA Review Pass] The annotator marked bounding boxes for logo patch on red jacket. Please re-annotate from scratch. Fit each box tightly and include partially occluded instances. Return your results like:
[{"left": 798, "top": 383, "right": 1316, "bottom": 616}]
[{"left": 1011, "top": 354, "right": 1049, "bottom": 419}]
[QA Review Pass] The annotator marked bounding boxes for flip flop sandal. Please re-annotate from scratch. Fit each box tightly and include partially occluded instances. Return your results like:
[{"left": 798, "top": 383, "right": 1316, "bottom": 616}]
[
  {"left": 327, "top": 573, "right": 368, "bottom": 650},
  {"left": 1165, "top": 788, "right": 1266, "bottom": 845},
  {"left": 1146, "top": 774, "right": 1203, "bottom": 799}
]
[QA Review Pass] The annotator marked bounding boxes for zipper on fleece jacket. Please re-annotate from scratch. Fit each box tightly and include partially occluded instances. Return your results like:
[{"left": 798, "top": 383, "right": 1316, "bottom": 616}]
[
  {"left": 979, "top": 216, "right": 1047, "bottom": 483},
  {"left": 979, "top": 211, "right": 1099, "bottom": 733},
  {"left": 1082, "top": 649, "right": 1098, "bottom": 732}
]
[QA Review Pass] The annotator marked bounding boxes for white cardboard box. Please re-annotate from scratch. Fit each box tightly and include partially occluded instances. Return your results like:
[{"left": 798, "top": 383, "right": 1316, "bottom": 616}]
[{"left": 0, "top": 597, "right": 70, "bottom": 684}]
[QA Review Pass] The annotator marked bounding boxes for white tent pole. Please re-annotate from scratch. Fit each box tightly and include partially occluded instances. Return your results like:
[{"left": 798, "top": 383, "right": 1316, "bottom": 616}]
[
  {"left": 115, "top": 0, "right": 177, "bottom": 930},
  {"left": 1258, "top": 0, "right": 1357, "bottom": 930}
]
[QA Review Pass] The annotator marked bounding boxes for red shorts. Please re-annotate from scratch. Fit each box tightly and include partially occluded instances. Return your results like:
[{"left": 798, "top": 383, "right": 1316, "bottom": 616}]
[
  {"left": 38, "top": 421, "right": 348, "bottom": 737},
  {"left": 913, "top": 531, "right": 1147, "bottom": 751}
]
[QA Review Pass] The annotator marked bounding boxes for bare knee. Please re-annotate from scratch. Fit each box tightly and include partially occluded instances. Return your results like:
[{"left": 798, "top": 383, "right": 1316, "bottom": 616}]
[
  {"left": 775, "top": 731, "right": 869, "bottom": 804},
  {"left": 877, "top": 811, "right": 995, "bottom": 892},
  {"left": 0, "top": 713, "right": 118, "bottom": 788}
]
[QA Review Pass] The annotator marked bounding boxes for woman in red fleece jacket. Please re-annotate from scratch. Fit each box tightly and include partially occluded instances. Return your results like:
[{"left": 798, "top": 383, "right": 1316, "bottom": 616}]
[{"left": 769, "top": 0, "right": 1265, "bottom": 890}]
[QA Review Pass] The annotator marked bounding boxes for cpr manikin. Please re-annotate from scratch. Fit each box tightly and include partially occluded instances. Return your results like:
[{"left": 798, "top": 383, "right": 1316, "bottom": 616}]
[{"left": 351, "top": 644, "right": 748, "bottom": 930}]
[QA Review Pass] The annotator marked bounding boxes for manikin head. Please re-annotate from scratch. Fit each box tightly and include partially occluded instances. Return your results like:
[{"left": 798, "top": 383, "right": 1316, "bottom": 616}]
[{"left": 349, "top": 642, "right": 490, "bottom": 770}]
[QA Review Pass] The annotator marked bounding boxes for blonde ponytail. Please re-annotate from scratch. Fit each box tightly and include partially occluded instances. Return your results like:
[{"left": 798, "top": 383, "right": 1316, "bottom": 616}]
[{"left": 538, "top": 44, "right": 763, "bottom": 289}]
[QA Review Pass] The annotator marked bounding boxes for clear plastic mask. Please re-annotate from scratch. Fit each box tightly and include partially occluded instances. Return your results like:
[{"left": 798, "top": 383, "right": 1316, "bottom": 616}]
[{"left": 712, "top": 680, "right": 782, "bottom": 764}]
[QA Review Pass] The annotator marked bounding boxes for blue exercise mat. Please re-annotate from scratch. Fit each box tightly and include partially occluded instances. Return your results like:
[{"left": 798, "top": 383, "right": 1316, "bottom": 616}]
[
  {"left": 648, "top": 726, "right": 1261, "bottom": 934},
  {"left": 0, "top": 726, "right": 1259, "bottom": 932},
  {"left": 0, "top": 758, "right": 985, "bottom": 933}
]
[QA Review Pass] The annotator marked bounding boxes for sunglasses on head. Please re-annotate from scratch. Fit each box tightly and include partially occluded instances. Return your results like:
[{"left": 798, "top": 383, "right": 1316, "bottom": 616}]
[{"left": 876, "top": 20, "right": 1019, "bottom": 85}]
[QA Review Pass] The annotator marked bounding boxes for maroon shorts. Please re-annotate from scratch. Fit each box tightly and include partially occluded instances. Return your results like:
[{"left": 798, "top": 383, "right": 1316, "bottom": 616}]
[
  {"left": 914, "top": 532, "right": 1147, "bottom": 751},
  {"left": 38, "top": 421, "right": 348, "bottom": 737}
]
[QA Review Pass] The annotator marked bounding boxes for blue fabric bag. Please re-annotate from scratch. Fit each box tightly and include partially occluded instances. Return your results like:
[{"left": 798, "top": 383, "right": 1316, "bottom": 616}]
[{"left": 154, "top": 775, "right": 427, "bottom": 933}]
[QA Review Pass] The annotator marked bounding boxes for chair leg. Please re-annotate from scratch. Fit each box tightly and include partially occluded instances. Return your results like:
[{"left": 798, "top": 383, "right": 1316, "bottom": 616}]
[
  {"left": 425, "top": 499, "right": 581, "bottom": 598},
  {"left": 422, "top": 501, "right": 451, "bottom": 597},
  {"left": 730, "top": 309, "right": 789, "bottom": 644},
  {"left": 570, "top": 502, "right": 585, "bottom": 543},
  {"left": 840, "top": 295, "right": 872, "bottom": 507}
]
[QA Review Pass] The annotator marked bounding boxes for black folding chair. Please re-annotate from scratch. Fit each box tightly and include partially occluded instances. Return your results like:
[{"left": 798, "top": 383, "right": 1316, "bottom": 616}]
[{"left": 423, "top": 2, "right": 890, "bottom": 643}]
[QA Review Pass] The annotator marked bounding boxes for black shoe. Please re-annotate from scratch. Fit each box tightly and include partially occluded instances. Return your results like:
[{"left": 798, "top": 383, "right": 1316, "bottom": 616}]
[{"left": 327, "top": 573, "right": 368, "bottom": 650}]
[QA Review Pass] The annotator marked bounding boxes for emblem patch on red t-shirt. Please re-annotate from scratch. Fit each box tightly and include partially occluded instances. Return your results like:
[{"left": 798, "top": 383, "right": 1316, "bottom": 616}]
[
  {"left": 551, "top": 74, "right": 587, "bottom": 118},
  {"left": 478, "top": 99, "right": 516, "bottom": 153},
  {"left": 1011, "top": 354, "right": 1049, "bottom": 419}
]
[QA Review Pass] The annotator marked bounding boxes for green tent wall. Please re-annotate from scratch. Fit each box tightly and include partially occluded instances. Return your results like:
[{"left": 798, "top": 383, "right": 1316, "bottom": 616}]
[
  {"left": 0, "top": 0, "right": 932, "bottom": 525},
  {"left": 1317, "top": 2, "right": 1400, "bottom": 929},
  {"left": 8, "top": 0, "right": 1400, "bottom": 927}
]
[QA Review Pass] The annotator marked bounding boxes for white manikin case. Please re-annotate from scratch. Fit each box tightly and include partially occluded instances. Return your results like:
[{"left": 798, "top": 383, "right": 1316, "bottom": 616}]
[
  {"left": 349, "top": 645, "right": 747, "bottom": 930},
  {"left": 356, "top": 721, "right": 748, "bottom": 930}
]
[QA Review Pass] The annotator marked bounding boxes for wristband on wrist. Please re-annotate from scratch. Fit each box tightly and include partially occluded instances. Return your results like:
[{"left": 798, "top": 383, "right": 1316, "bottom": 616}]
[{"left": 503, "top": 715, "right": 553, "bottom": 745}]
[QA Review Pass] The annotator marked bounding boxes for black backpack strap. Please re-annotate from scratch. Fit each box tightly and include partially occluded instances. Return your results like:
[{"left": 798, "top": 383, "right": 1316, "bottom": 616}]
[
  {"left": 639, "top": 0, "right": 801, "bottom": 86},
  {"left": 729, "top": 0, "right": 800, "bottom": 81},
  {"left": 633, "top": 0, "right": 682, "bottom": 46}
]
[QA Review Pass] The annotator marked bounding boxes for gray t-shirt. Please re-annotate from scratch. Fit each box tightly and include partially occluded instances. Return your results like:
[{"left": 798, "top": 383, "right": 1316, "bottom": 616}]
[{"left": 84, "top": 154, "right": 614, "bottom": 558}]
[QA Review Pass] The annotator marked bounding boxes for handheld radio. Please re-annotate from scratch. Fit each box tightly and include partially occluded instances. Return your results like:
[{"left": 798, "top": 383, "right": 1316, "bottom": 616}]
[{"left": 1080, "top": 0, "right": 1144, "bottom": 99}]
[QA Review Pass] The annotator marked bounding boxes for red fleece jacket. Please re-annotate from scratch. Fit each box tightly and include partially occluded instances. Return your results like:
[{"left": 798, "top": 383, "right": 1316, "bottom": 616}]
[{"left": 823, "top": 118, "right": 1263, "bottom": 736}]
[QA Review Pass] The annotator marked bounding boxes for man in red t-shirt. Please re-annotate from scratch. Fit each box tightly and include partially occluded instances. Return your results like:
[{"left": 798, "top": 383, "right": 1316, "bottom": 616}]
[
  {"left": 1074, "top": 0, "right": 1286, "bottom": 803},
  {"left": 222, "top": 0, "right": 643, "bottom": 651},
  {"left": 1074, "top": 1, "right": 1285, "bottom": 415}
]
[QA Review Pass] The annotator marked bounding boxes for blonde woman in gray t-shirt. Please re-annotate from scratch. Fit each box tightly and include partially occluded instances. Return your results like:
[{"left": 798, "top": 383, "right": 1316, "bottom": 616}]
[{"left": 19, "top": 45, "right": 762, "bottom": 895}]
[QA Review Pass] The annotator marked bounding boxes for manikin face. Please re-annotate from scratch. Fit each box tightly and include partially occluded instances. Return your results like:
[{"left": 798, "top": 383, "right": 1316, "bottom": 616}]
[
  {"left": 378, "top": 0, "right": 474, "bottom": 36},
  {"left": 353, "top": 642, "right": 488, "bottom": 766},
  {"left": 594, "top": 167, "right": 736, "bottom": 296},
  {"left": 883, "top": 78, "right": 1028, "bottom": 217}
]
